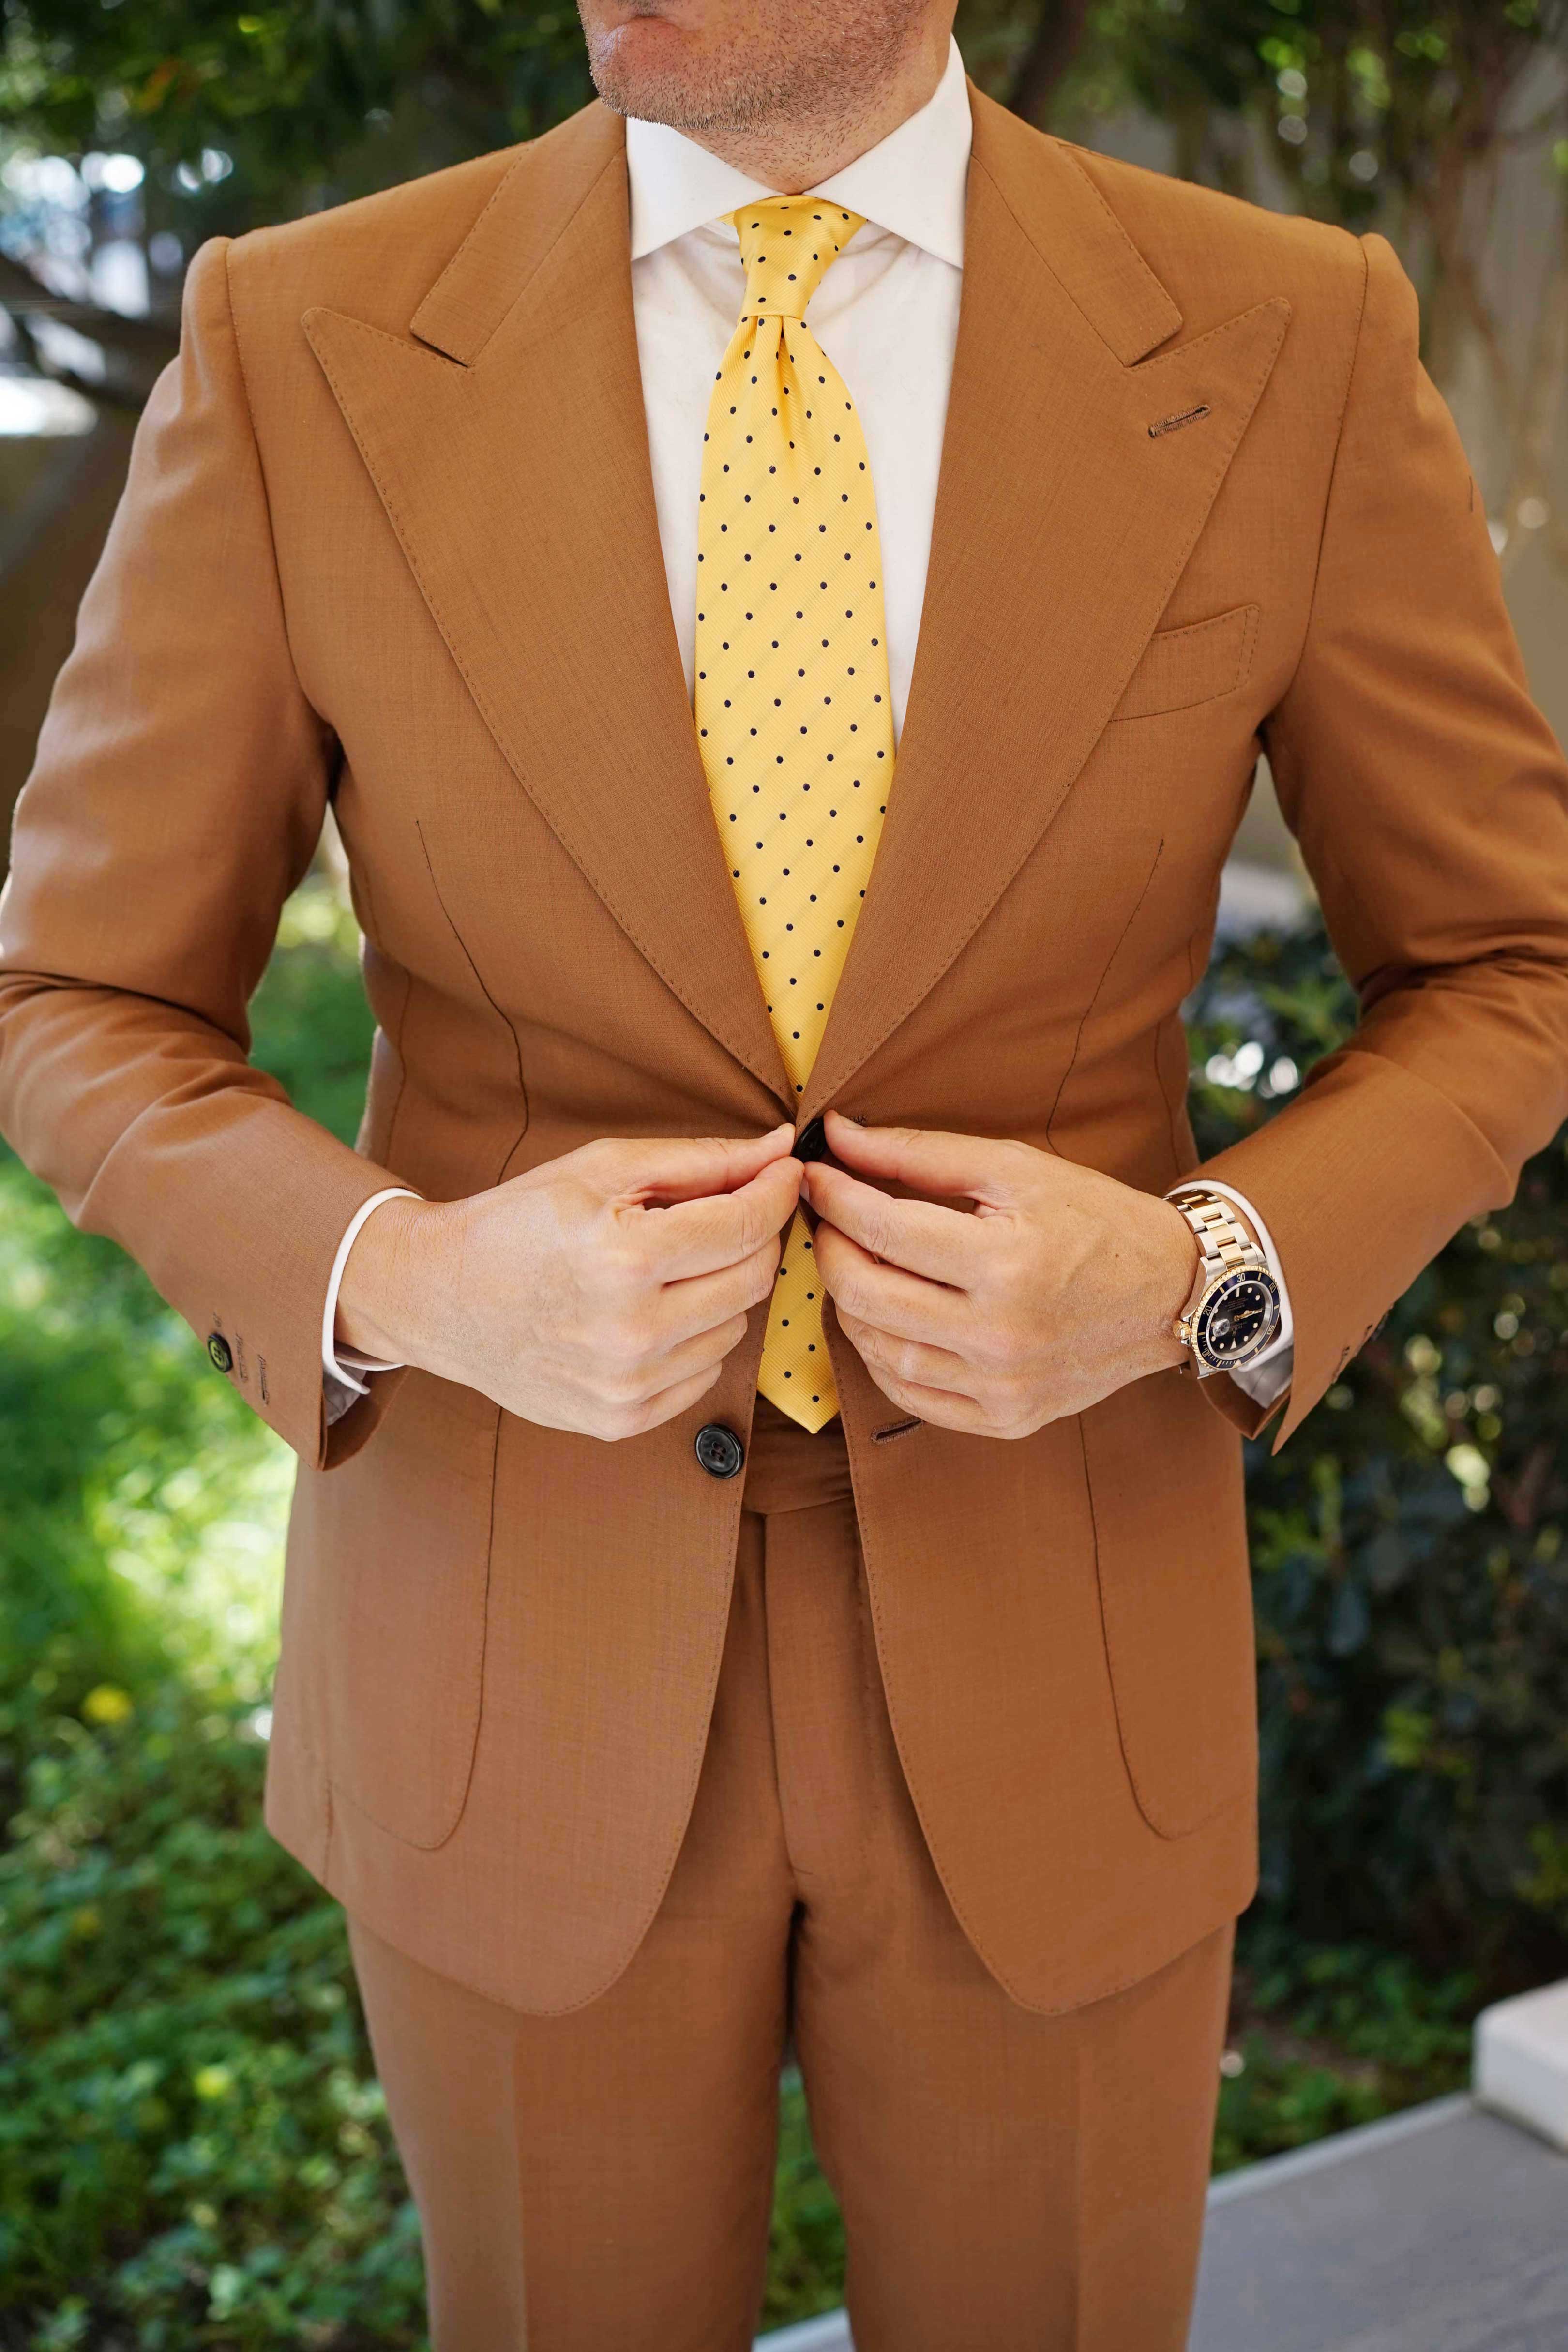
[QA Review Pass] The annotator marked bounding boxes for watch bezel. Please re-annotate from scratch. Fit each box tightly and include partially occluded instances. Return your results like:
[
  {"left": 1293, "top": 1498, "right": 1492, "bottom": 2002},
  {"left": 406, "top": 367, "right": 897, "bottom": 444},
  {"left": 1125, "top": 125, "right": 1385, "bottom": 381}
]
[{"left": 1190, "top": 1264, "right": 1282, "bottom": 1372}]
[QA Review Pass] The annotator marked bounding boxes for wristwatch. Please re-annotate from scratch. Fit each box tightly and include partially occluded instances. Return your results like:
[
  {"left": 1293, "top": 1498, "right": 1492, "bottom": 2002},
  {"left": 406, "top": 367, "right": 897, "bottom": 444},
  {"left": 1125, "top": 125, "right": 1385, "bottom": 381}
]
[{"left": 1168, "top": 1189, "right": 1282, "bottom": 1378}]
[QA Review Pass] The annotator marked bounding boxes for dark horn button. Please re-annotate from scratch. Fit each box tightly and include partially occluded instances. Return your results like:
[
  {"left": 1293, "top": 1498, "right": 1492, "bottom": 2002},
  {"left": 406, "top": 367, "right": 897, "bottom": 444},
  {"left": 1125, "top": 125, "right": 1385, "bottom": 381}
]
[
  {"left": 694, "top": 1422, "right": 745, "bottom": 1480},
  {"left": 793, "top": 1115, "right": 829, "bottom": 1163}
]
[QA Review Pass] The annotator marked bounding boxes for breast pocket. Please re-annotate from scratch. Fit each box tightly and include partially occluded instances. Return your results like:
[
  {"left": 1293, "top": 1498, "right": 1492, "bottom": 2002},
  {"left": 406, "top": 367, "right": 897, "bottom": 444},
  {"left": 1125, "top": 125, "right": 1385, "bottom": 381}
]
[{"left": 1111, "top": 603, "right": 1260, "bottom": 724}]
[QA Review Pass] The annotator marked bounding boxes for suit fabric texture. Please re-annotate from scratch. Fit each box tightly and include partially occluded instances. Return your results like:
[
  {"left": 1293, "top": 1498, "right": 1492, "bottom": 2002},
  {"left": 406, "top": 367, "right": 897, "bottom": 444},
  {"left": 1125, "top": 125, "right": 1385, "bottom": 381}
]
[
  {"left": 346, "top": 1394, "right": 1235, "bottom": 2352},
  {"left": 2, "top": 91, "right": 1568, "bottom": 2037}
]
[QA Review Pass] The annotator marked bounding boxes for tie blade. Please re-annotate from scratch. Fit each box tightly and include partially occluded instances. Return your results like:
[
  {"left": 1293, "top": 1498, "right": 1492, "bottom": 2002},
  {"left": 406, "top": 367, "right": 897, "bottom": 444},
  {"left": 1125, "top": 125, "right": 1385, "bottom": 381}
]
[
  {"left": 756, "top": 1204, "right": 839, "bottom": 1431},
  {"left": 696, "top": 220, "right": 890, "bottom": 1435}
]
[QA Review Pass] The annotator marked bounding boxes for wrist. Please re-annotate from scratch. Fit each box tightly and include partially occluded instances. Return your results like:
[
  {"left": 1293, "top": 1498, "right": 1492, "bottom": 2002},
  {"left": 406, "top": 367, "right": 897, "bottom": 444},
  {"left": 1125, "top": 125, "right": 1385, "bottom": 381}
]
[
  {"left": 1171, "top": 1181, "right": 1262, "bottom": 1256},
  {"left": 335, "top": 1193, "right": 447, "bottom": 1366},
  {"left": 1145, "top": 1193, "right": 1201, "bottom": 1373},
  {"left": 1165, "top": 1187, "right": 1284, "bottom": 1377}
]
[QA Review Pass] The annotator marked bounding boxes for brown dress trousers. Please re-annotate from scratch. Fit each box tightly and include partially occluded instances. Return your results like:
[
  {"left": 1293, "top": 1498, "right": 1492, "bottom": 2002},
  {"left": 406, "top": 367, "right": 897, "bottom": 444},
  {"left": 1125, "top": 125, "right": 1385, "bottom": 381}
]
[{"left": 347, "top": 1397, "right": 1233, "bottom": 2352}]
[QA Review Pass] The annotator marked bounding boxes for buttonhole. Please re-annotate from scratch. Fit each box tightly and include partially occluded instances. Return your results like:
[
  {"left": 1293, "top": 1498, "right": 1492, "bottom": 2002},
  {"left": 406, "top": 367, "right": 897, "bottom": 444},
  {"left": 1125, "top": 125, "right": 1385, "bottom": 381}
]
[{"left": 1148, "top": 403, "right": 1212, "bottom": 439}]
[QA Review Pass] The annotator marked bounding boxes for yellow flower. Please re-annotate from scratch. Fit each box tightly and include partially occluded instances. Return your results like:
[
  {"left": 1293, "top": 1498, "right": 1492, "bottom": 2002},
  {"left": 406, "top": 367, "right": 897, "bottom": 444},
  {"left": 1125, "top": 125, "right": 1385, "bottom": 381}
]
[{"left": 82, "top": 1685, "right": 134, "bottom": 1725}]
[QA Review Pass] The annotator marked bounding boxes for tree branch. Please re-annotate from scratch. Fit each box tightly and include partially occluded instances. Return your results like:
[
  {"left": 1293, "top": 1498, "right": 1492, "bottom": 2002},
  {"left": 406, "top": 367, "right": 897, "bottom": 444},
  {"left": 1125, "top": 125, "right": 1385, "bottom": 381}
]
[{"left": 1005, "top": 0, "right": 1093, "bottom": 125}]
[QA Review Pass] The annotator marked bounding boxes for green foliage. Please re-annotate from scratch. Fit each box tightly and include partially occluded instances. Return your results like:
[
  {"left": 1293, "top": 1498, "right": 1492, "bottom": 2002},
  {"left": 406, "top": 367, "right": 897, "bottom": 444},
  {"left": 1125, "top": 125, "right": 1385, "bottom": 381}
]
[
  {"left": 0, "top": 1694, "right": 425, "bottom": 2347},
  {"left": 249, "top": 874, "right": 377, "bottom": 1147},
  {"left": 764, "top": 2072, "right": 848, "bottom": 2333},
  {"left": 0, "top": 1156, "right": 281, "bottom": 1828},
  {"left": 1212, "top": 1930, "right": 1477, "bottom": 2170},
  {"left": 0, "top": 0, "right": 591, "bottom": 240},
  {"left": 1188, "top": 924, "right": 1568, "bottom": 1978},
  {"left": 951, "top": 0, "right": 1568, "bottom": 241},
  {"left": 1082, "top": 0, "right": 1564, "bottom": 222}
]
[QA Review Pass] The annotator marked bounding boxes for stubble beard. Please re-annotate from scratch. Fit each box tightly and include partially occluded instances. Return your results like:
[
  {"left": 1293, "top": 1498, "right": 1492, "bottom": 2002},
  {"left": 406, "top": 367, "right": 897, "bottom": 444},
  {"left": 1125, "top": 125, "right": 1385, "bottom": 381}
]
[{"left": 583, "top": 0, "right": 930, "bottom": 145}]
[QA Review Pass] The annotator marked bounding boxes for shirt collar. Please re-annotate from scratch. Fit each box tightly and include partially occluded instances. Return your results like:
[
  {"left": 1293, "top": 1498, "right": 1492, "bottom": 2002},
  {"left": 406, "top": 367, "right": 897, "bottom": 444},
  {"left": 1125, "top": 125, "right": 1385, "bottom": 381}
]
[{"left": 626, "top": 33, "right": 971, "bottom": 268}]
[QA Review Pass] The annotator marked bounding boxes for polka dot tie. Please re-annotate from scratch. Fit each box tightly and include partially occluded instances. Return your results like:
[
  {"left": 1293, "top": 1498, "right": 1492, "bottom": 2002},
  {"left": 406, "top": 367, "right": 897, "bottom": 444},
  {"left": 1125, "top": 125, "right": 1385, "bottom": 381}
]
[{"left": 694, "top": 196, "right": 896, "bottom": 1433}]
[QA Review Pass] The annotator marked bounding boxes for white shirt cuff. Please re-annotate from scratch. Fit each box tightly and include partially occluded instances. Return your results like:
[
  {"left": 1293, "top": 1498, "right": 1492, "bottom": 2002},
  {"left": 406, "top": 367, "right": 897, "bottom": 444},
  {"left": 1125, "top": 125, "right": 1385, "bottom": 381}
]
[
  {"left": 321, "top": 1187, "right": 421, "bottom": 1404},
  {"left": 1166, "top": 1177, "right": 1295, "bottom": 1410}
]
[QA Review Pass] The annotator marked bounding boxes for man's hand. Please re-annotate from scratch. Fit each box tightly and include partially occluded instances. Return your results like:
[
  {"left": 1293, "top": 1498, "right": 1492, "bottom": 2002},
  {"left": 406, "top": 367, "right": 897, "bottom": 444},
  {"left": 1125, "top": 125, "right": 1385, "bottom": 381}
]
[
  {"left": 802, "top": 1109, "right": 1200, "bottom": 1439},
  {"left": 336, "top": 1126, "right": 802, "bottom": 1440}
]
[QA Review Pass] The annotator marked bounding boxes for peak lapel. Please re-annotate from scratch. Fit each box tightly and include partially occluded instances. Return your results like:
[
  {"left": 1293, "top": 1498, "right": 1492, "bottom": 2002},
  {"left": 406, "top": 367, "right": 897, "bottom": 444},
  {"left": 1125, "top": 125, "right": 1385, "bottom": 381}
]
[
  {"left": 304, "top": 105, "right": 793, "bottom": 1110},
  {"left": 799, "top": 99, "right": 1289, "bottom": 1127}
]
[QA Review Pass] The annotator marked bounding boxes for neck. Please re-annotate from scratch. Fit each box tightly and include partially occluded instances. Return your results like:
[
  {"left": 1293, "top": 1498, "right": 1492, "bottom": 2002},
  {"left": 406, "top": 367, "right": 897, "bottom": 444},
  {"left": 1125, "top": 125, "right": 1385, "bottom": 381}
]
[{"left": 680, "top": 28, "right": 950, "bottom": 193}]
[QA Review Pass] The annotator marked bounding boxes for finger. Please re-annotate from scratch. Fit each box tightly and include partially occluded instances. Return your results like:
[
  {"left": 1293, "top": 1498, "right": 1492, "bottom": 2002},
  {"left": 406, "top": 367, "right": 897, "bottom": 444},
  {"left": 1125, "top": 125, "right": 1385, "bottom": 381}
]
[
  {"left": 843, "top": 1356, "right": 994, "bottom": 1435},
  {"left": 801, "top": 1161, "right": 980, "bottom": 1285},
  {"left": 655, "top": 1240, "right": 782, "bottom": 1347},
  {"left": 628, "top": 1154, "right": 803, "bottom": 1281},
  {"left": 622, "top": 1313, "right": 750, "bottom": 1402},
  {"left": 593, "top": 1124, "right": 798, "bottom": 1208},
  {"left": 835, "top": 1307, "right": 977, "bottom": 1399},
  {"left": 820, "top": 1109, "right": 1029, "bottom": 1209},
  {"left": 812, "top": 1221, "right": 968, "bottom": 1351},
  {"left": 606, "top": 1358, "right": 726, "bottom": 1440}
]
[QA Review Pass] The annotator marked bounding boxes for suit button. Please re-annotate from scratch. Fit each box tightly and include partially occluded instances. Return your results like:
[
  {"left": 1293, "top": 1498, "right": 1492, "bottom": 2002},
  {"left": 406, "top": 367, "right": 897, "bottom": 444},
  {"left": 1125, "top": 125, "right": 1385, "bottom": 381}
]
[
  {"left": 207, "top": 1332, "right": 233, "bottom": 1374},
  {"left": 694, "top": 1422, "right": 745, "bottom": 1480},
  {"left": 794, "top": 1115, "right": 829, "bottom": 1163}
]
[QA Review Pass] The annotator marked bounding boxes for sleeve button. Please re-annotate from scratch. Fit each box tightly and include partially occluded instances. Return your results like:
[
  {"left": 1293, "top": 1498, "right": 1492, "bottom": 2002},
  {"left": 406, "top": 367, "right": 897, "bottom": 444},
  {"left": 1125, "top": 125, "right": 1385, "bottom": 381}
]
[{"left": 207, "top": 1332, "right": 234, "bottom": 1374}]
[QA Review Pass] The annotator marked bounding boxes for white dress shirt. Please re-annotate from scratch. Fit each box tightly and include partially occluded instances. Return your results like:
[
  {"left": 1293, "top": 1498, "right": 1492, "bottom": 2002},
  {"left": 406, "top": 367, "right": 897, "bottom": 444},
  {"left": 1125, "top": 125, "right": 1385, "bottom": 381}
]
[{"left": 324, "top": 36, "right": 1293, "bottom": 1414}]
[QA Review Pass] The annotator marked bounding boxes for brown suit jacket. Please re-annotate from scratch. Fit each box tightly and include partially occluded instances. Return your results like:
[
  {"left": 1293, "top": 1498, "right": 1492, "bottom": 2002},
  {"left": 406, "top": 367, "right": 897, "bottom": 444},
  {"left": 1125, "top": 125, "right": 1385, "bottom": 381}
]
[{"left": 3, "top": 90, "right": 1567, "bottom": 2017}]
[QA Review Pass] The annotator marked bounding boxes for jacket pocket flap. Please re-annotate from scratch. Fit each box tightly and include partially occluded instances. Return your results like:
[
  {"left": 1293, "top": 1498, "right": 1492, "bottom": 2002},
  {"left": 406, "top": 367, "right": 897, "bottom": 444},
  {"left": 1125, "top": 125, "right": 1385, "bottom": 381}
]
[{"left": 1113, "top": 603, "right": 1260, "bottom": 723}]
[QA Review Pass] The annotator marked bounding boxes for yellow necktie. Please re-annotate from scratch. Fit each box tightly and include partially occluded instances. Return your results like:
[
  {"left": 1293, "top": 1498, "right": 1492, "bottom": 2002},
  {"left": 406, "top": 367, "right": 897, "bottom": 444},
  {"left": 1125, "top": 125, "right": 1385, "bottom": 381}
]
[{"left": 694, "top": 196, "right": 896, "bottom": 1433}]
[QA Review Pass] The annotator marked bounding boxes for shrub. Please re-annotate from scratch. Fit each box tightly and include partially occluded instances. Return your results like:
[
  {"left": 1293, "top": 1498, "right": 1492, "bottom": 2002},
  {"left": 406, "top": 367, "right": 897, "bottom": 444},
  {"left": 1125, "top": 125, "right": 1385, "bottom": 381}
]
[
  {"left": 1187, "top": 925, "right": 1568, "bottom": 1983},
  {"left": 0, "top": 1690, "right": 424, "bottom": 2350},
  {"left": 0, "top": 1157, "right": 285, "bottom": 1836}
]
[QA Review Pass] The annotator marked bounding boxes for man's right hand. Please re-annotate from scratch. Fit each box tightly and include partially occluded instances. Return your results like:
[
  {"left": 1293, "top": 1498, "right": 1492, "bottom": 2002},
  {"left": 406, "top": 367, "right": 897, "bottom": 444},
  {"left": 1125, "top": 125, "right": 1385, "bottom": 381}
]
[{"left": 334, "top": 1125, "right": 802, "bottom": 1440}]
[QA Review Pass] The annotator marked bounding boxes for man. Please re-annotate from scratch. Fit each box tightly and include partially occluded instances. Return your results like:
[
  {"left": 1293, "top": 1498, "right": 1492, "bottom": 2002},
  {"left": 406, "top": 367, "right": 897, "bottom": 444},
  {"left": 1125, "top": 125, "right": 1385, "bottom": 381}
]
[{"left": 2, "top": 0, "right": 1566, "bottom": 2341}]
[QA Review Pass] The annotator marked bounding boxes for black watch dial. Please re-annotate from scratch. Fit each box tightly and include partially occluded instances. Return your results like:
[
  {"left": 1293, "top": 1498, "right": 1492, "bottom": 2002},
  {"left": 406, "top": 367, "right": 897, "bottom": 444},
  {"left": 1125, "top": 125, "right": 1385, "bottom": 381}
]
[{"left": 1194, "top": 1268, "right": 1282, "bottom": 1370}]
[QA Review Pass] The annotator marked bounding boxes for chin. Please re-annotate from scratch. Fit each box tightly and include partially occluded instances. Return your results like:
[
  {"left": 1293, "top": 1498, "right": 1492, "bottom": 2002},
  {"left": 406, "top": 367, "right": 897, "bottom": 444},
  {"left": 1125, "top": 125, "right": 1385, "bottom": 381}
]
[{"left": 588, "top": 19, "right": 722, "bottom": 127}]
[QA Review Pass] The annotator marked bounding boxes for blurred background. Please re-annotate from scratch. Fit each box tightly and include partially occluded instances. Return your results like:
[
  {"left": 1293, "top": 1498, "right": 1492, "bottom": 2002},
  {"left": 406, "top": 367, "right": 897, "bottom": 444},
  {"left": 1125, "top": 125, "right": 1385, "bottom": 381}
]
[{"left": 0, "top": 3, "right": 1565, "bottom": 2345}]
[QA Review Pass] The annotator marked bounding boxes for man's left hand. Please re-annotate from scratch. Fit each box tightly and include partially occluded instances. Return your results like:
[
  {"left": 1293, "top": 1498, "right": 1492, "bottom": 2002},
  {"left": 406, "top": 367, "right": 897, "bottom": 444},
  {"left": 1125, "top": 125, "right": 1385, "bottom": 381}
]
[{"left": 801, "top": 1109, "right": 1201, "bottom": 1439}]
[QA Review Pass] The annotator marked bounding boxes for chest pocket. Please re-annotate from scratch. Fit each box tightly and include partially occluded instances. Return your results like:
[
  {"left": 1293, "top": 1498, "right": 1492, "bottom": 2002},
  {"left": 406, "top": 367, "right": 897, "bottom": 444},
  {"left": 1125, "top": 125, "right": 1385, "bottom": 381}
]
[{"left": 1112, "top": 603, "right": 1260, "bottom": 723}]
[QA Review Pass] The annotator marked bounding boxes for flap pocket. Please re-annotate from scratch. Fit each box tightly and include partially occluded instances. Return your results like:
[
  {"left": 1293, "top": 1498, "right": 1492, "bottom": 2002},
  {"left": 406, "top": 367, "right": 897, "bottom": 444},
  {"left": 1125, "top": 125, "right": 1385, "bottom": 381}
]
[
  {"left": 305, "top": 1370, "right": 500, "bottom": 1850},
  {"left": 1082, "top": 1372, "right": 1256, "bottom": 1839},
  {"left": 1112, "top": 603, "right": 1260, "bottom": 723}
]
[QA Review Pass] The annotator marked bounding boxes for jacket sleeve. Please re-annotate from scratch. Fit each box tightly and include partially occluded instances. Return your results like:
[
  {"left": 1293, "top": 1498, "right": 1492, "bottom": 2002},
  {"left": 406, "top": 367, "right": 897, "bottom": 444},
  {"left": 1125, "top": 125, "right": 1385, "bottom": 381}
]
[
  {"left": 1187, "top": 231, "right": 1568, "bottom": 1450},
  {"left": 0, "top": 236, "right": 406, "bottom": 1469}
]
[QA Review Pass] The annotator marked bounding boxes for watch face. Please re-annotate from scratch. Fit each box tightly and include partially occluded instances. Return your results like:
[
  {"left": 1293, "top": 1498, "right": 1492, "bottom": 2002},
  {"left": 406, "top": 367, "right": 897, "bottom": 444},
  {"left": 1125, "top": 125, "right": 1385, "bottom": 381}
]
[{"left": 1194, "top": 1269, "right": 1282, "bottom": 1370}]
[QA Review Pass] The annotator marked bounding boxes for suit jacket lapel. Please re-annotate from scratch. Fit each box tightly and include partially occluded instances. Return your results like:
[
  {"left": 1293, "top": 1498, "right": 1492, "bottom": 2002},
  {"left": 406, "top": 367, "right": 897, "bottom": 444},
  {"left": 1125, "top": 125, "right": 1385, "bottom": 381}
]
[
  {"left": 304, "top": 105, "right": 794, "bottom": 1109},
  {"left": 797, "top": 95, "right": 1290, "bottom": 1127},
  {"left": 306, "top": 95, "right": 1288, "bottom": 1128}
]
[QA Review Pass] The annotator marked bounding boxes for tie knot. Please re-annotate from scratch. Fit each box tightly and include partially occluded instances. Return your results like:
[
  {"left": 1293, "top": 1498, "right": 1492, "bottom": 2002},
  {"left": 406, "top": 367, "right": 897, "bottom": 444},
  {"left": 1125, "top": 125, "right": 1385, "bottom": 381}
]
[{"left": 729, "top": 196, "right": 864, "bottom": 321}]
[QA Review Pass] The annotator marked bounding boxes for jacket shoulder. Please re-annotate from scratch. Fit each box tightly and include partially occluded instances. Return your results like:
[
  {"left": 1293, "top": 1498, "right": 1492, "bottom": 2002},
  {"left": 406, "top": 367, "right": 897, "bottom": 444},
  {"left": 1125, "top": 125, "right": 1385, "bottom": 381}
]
[
  {"left": 222, "top": 103, "right": 608, "bottom": 341},
  {"left": 1060, "top": 140, "right": 1368, "bottom": 341},
  {"left": 226, "top": 149, "right": 517, "bottom": 333}
]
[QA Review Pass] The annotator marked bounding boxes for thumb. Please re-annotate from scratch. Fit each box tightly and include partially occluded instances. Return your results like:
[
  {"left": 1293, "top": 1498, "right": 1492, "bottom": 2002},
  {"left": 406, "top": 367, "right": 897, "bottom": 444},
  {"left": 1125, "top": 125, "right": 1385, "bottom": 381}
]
[{"left": 820, "top": 1109, "right": 1024, "bottom": 1207}]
